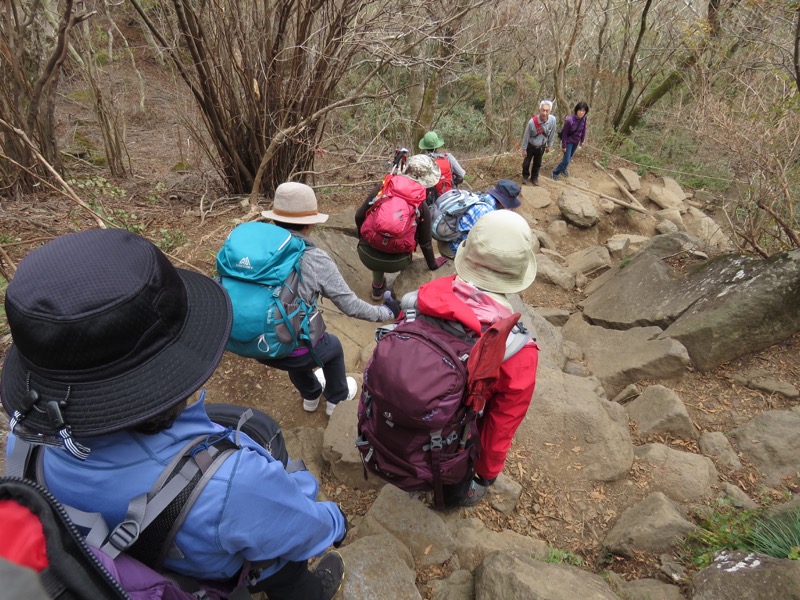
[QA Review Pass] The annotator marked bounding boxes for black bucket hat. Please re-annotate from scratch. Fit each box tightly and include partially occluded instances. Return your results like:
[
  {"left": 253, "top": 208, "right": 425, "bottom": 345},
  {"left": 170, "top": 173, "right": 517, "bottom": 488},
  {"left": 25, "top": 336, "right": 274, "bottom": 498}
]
[{"left": 1, "top": 229, "right": 231, "bottom": 444}]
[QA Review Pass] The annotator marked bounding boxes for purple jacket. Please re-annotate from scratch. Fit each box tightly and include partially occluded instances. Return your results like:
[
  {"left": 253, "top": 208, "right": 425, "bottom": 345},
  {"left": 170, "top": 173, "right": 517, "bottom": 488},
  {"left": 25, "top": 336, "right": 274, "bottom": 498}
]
[{"left": 561, "top": 114, "right": 587, "bottom": 148}]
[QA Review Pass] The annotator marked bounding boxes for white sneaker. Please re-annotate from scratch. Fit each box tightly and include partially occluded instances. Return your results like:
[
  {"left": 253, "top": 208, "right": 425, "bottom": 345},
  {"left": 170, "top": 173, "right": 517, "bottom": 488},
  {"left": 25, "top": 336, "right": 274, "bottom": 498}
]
[
  {"left": 303, "top": 369, "right": 327, "bottom": 412},
  {"left": 326, "top": 377, "right": 358, "bottom": 416}
]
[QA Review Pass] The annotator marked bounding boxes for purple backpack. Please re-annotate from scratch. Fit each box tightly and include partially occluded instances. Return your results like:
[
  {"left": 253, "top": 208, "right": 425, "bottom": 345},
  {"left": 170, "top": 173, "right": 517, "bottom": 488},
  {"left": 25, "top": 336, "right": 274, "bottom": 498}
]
[{"left": 357, "top": 316, "right": 480, "bottom": 507}]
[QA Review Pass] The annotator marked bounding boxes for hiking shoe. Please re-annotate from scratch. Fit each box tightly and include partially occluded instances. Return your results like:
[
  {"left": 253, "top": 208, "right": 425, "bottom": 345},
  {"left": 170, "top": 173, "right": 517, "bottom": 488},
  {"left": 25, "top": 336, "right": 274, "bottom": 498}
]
[
  {"left": 303, "top": 369, "right": 327, "bottom": 412},
  {"left": 313, "top": 551, "right": 345, "bottom": 600},
  {"left": 551, "top": 172, "right": 559, "bottom": 181},
  {"left": 532, "top": 178, "right": 539, "bottom": 186},
  {"left": 326, "top": 377, "right": 358, "bottom": 416},
  {"left": 370, "top": 280, "right": 387, "bottom": 301},
  {"left": 459, "top": 480, "right": 488, "bottom": 507}
]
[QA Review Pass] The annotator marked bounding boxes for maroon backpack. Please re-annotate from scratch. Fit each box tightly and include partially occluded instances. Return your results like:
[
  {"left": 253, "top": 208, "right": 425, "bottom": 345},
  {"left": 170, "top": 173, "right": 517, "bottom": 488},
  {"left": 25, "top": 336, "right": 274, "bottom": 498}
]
[
  {"left": 360, "top": 173, "right": 426, "bottom": 254},
  {"left": 356, "top": 303, "right": 529, "bottom": 508}
]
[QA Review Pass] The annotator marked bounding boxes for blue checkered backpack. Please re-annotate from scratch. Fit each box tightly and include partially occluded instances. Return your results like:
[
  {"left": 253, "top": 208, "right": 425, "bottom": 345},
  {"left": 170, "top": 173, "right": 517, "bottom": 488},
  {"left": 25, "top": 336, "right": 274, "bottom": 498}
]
[{"left": 216, "top": 222, "right": 324, "bottom": 362}]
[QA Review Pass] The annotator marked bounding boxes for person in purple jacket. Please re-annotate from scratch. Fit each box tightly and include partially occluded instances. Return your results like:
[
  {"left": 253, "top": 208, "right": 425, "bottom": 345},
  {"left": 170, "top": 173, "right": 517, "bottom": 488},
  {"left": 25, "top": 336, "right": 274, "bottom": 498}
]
[{"left": 552, "top": 102, "right": 589, "bottom": 181}]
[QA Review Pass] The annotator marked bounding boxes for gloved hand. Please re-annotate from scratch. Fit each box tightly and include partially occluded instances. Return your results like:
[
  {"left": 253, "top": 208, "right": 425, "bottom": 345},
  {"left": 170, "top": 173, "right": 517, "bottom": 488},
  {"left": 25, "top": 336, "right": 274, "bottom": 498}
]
[
  {"left": 333, "top": 511, "right": 349, "bottom": 548},
  {"left": 430, "top": 255, "right": 449, "bottom": 270},
  {"left": 383, "top": 291, "right": 401, "bottom": 319}
]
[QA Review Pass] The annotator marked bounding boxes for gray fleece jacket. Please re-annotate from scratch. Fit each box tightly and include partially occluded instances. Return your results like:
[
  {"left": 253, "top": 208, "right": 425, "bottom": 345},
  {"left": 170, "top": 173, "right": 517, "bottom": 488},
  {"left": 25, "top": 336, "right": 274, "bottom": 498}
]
[{"left": 298, "top": 241, "right": 393, "bottom": 322}]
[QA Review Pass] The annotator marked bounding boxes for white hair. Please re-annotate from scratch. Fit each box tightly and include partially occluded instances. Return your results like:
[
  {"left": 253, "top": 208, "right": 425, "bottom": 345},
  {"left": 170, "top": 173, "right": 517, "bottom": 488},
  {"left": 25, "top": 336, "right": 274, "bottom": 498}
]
[{"left": 539, "top": 100, "right": 553, "bottom": 109}]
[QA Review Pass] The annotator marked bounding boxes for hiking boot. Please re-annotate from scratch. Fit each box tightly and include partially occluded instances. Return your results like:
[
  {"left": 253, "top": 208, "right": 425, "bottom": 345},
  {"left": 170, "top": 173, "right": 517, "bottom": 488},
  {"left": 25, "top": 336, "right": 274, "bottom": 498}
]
[
  {"left": 459, "top": 480, "right": 488, "bottom": 507},
  {"left": 326, "top": 377, "right": 358, "bottom": 416},
  {"left": 313, "top": 551, "right": 345, "bottom": 600},
  {"left": 551, "top": 172, "right": 559, "bottom": 181},
  {"left": 370, "top": 280, "right": 387, "bottom": 301},
  {"left": 531, "top": 177, "right": 539, "bottom": 186},
  {"left": 303, "top": 369, "right": 327, "bottom": 412}
]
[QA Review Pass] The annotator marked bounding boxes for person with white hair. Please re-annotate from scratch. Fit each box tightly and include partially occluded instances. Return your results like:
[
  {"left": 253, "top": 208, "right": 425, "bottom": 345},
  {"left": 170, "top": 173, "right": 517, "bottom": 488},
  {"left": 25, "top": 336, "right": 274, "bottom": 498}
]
[{"left": 521, "top": 100, "right": 557, "bottom": 186}]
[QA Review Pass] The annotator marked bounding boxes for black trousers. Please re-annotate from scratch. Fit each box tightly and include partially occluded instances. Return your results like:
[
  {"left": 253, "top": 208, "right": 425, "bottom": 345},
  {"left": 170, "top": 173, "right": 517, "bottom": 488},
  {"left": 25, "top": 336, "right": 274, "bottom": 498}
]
[{"left": 522, "top": 143, "right": 545, "bottom": 181}]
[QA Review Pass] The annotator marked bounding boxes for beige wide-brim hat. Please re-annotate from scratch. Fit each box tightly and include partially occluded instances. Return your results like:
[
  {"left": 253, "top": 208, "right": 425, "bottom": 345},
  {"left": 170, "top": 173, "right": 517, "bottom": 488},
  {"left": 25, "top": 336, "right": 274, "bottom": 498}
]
[
  {"left": 261, "top": 182, "right": 329, "bottom": 225},
  {"left": 454, "top": 210, "right": 537, "bottom": 294}
]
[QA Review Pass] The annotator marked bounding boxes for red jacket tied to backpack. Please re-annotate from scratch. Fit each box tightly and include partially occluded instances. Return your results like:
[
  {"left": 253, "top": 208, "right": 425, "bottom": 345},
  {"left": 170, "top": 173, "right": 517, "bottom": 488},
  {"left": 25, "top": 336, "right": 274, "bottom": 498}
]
[
  {"left": 360, "top": 174, "right": 426, "bottom": 254},
  {"left": 417, "top": 276, "right": 538, "bottom": 480},
  {"left": 433, "top": 155, "right": 453, "bottom": 196}
]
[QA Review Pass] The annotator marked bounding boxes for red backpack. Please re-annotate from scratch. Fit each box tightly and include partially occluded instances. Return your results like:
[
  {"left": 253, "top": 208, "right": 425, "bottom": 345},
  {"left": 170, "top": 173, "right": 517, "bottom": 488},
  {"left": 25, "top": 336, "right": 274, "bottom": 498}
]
[
  {"left": 360, "top": 174, "right": 426, "bottom": 254},
  {"left": 433, "top": 155, "right": 453, "bottom": 196}
]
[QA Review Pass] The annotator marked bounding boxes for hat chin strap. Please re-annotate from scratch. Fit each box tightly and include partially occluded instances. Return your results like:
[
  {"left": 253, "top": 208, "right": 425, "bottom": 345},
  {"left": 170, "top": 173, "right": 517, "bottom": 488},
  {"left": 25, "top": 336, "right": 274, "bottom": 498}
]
[{"left": 11, "top": 376, "right": 92, "bottom": 460}]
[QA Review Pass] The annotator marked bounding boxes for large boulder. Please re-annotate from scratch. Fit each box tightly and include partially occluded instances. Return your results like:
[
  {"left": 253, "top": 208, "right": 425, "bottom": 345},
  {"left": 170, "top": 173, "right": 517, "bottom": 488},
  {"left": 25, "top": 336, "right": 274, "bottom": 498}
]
[
  {"left": 692, "top": 551, "right": 800, "bottom": 600},
  {"left": 338, "top": 533, "right": 422, "bottom": 599},
  {"left": 557, "top": 188, "right": 599, "bottom": 228},
  {"left": 729, "top": 407, "right": 800, "bottom": 486},
  {"left": 603, "top": 492, "right": 697, "bottom": 556},
  {"left": 561, "top": 314, "right": 690, "bottom": 397},
  {"left": 516, "top": 366, "right": 634, "bottom": 482},
  {"left": 634, "top": 443, "right": 718, "bottom": 503},
  {"left": 660, "top": 249, "right": 800, "bottom": 370},
  {"left": 475, "top": 551, "right": 619, "bottom": 600},
  {"left": 625, "top": 385, "right": 696, "bottom": 439}
]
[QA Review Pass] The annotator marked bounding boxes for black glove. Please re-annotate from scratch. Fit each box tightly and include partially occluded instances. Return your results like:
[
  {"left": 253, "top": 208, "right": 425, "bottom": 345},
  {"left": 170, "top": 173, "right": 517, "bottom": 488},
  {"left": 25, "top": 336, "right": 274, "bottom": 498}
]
[
  {"left": 383, "top": 291, "right": 401, "bottom": 319},
  {"left": 333, "top": 511, "right": 349, "bottom": 548}
]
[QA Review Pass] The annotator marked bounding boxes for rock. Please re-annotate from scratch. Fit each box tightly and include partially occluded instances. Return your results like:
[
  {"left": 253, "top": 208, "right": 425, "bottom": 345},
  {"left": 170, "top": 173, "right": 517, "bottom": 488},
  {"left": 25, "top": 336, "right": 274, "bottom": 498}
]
[
  {"left": 475, "top": 551, "right": 619, "bottom": 600},
  {"left": 606, "top": 235, "right": 651, "bottom": 260},
  {"left": 659, "top": 249, "right": 800, "bottom": 370},
  {"left": 488, "top": 472, "right": 523, "bottom": 515},
  {"left": 533, "top": 228, "right": 558, "bottom": 250},
  {"left": 363, "top": 485, "right": 455, "bottom": 567},
  {"left": 535, "top": 307, "right": 571, "bottom": 327},
  {"left": 323, "top": 209, "right": 359, "bottom": 236},
  {"left": 661, "top": 176, "right": 685, "bottom": 199},
  {"left": 616, "top": 168, "right": 641, "bottom": 191},
  {"left": 699, "top": 432, "right": 744, "bottom": 472},
  {"left": 634, "top": 443, "right": 718, "bottom": 502},
  {"left": 524, "top": 185, "right": 552, "bottom": 209},
  {"left": 648, "top": 185, "right": 685, "bottom": 211},
  {"left": 625, "top": 385, "right": 696, "bottom": 439},
  {"left": 558, "top": 188, "right": 599, "bottom": 228},
  {"left": 720, "top": 483, "right": 757, "bottom": 509},
  {"left": 692, "top": 551, "right": 800, "bottom": 600},
  {"left": 656, "top": 208, "right": 687, "bottom": 231},
  {"left": 565, "top": 246, "right": 612, "bottom": 277},
  {"left": 612, "top": 384, "right": 641, "bottom": 404},
  {"left": 604, "top": 492, "right": 697, "bottom": 556},
  {"left": 598, "top": 198, "right": 617, "bottom": 213},
  {"left": 730, "top": 407, "right": 800, "bottom": 485},
  {"left": 338, "top": 533, "right": 422, "bottom": 599},
  {"left": 730, "top": 368, "right": 800, "bottom": 399},
  {"left": 427, "top": 569, "right": 473, "bottom": 600},
  {"left": 448, "top": 518, "right": 548, "bottom": 571},
  {"left": 322, "top": 384, "right": 384, "bottom": 491},
  {"left": 561, "top": 314, "right": 690, "bottom": 397},
  {"left": 517, "top": 365, "right": 634, "bottom": 482},
  {"left": 619, "top": 578, "right": 685, "bottom": 600},
  {"left": 534, "top": 253, "right": 577, "bottom": 290},
  {"left": 656, "top": 219, "right": 680, "bottom": 234},
  {"left": 283, "top": 426, "right": 325, "bottom": 480},
  {"left": 683, "top": 206, "right": 730, "bottom": 251},
  {"left": 547, "top": 219, "right": 569, "bottom": 237},
  {"left": 605, "top": 235, "right": 630, "bottom": 260}
]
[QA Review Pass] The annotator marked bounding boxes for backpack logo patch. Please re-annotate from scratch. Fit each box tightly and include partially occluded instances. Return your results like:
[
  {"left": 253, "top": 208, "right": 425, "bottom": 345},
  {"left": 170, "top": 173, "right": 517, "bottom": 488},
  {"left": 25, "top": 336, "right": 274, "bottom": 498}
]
[{"left": 236, "top": 256, "right": 252, "bottom": 270}]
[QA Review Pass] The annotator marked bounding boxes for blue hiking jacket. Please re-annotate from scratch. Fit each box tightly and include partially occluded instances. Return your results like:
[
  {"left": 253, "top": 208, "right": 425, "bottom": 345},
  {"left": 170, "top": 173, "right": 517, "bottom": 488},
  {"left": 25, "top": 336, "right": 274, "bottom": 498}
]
[{"left": 6, "top": 393, "right": 346, "bottom": 582}]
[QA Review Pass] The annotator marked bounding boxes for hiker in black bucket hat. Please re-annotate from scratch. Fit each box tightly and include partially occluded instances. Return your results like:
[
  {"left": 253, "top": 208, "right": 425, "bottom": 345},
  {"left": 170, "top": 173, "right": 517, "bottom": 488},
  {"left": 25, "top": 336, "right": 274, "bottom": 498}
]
[{"left": 1, "top": 229, "right": 346, "bottom": 600}]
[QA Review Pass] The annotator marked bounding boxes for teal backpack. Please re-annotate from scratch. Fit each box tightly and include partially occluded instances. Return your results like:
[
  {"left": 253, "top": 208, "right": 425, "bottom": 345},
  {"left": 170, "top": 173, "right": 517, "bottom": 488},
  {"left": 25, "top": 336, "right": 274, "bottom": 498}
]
[{"left": 216, "top": 222, "right": 324, "bottom": 363}]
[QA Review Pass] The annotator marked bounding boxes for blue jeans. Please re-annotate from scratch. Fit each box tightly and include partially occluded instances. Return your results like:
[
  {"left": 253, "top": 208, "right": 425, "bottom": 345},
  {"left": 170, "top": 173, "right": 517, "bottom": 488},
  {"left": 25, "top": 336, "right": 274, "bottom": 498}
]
[
  {"left": 553, "top": 143, "right": 577, "bottom": 177},
  {"left": 260, "top": 333, "right": 349, "bottom": 403}
]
